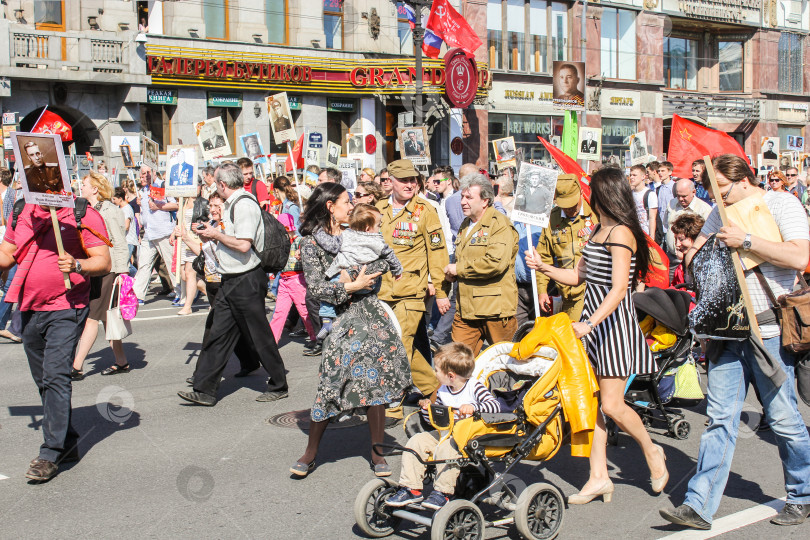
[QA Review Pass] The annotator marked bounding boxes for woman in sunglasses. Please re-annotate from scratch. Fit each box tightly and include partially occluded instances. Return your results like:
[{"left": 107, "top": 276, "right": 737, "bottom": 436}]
[
  {"left": 354, "top": 181, "right": 383, "bottom": 205},
  {"left": 767, "top": 171, "right": 787, "bottom": 192}
]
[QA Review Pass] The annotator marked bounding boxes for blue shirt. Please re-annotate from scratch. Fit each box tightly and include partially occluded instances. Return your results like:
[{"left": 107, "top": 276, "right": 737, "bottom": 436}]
[
  {"left": 283, "top": 199, "right": 300, "bottom": 231},
  {"left": 513, "top": 221, "right": 543, "bottom": 284}
]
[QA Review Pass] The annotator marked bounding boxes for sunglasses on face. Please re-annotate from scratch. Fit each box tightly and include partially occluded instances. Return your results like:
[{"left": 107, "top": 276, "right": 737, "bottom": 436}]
[
  {"left": 432, "top": 178, "right": 448, "bottom": 184},
  {"left": 355, "top": 192, "right": 371, "bottom": 198},
  {"left": 769, "top": 178, "right": 781, "bottom": 182},
  {"left": 786, "top": 173, "right": 798, "bottom": 177}
]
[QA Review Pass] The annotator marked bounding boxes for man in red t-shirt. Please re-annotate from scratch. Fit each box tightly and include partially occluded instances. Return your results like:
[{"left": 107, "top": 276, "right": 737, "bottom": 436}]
[
  {"left": 0, "top": 203, "right": 111, "bottom": 482},
  {"left": 236, "top": 157, "right": 276, "bottom": 210}
]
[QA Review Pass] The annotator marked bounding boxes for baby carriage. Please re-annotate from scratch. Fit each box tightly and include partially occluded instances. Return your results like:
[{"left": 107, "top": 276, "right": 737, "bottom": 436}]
[
  {"left": 607, "top": 287, "right": 702, "bottom": 444},
  {"left": 354, "top": 314, "right": 598, "bottom": 540}
]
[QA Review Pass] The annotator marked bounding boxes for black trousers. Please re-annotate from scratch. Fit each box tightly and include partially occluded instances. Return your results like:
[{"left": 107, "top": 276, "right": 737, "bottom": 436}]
[
  {"left": 194, "top": 267, "right": 287, "bottom": 397},
  {"left": 516, "top": 282, "right": 536, "bottom": 328},
  {"left": 305, "top": 287, "right": 322, "bottom": 339},
  {"left": 203, "top": 281, "right": 260, "bottom": 372}
]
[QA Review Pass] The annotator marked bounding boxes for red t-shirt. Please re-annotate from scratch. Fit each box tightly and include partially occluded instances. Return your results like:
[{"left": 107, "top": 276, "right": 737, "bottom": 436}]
[
  {"left": 244, "top": 178, "right": 271, "bottom": 206},
  {"left": 4, "top": 205, "right": 108, "bottom": 311}
]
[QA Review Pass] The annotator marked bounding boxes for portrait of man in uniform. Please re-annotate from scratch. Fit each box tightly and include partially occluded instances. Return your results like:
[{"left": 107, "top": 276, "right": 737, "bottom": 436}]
[
  {"left": 19, "top": 138, "right": 64, "bottom": 194},
  {"left": 267, "top": 92, "right": 297, "bottom": 145},
  {"left": 142, "top": 136, "right": 159, "bottom": 172},
  {"left": 196, "top": 117, "right": 231, "bottom": 161},
  {"left": 513, "top": 163, "right": 558, "bottom": 228},
  {"left": 168, "top": 147, "right": 195, "bottom": 187},
  {"left": 577, "top": 127, "right": 602, "bottom": 161},
  {"left": 552, "top": 61, "right": 585, "bottom": 110},
  {"left": 120, "top": 144, "right": 134, "bottom": 168},
  {"left": 492, "top": 136, "right": 517, "bottom": 170},
  {"left": 241, "top": 134, "right": 263, "bottom": 160},
  {"left": 629, "top": 132, "right": 649, "bottom": 165},
  {"left": 346, "top": 134, "right": 363, "bottom": 157}
]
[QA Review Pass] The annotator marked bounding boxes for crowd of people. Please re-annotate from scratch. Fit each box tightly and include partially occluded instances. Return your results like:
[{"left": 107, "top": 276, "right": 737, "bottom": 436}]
[{"left": 1, "top": 147, "right": 808, "bottom": 529}]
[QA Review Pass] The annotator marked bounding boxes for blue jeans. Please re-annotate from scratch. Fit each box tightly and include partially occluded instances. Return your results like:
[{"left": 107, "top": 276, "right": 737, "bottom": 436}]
[
  {"left": 684, "top": 336, "right": 810, "bottom": 523},
  {"left": 0, "top": 264, "right": 17, "bottom": 330},
  {"left": 127, "top": 244, "right": 138, "bottom": 276},
  {"left": 318, "top": 275, "right": 382, "bottom": 319}
]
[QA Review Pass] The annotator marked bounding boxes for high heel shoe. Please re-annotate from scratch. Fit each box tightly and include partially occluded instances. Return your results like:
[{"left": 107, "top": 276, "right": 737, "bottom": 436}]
[
  {"left": 651, "top": 444, "right": 669, "bottom": 494},
  {"left": 567, "top": 480, "right": 614, "bottom": 504}
]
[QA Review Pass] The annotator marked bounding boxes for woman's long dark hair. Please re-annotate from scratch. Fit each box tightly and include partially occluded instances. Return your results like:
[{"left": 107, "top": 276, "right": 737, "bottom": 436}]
[
  {"left": 273, "top": 175, "right": 299, "bottom": 205},
  {"left": 299, "top": 182, "right": 347, "bottom": 237},
  {"left": 589, "top": 167, "right": 650, "bottom": 285}
]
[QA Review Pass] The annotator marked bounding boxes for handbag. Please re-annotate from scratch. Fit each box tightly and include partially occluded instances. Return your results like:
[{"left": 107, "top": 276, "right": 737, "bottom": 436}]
[
  {"left": 105, "top": 276, "right": 132, "bottom": 341},
  {"left": 753, "top": 267, "right": 810, "bottom": 354},
  {"left": 672, "top": 360, "right": 704, "bottom": 401}
]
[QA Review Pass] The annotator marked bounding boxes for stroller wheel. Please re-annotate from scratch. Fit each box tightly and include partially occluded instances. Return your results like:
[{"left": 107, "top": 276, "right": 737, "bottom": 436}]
[
  {"left": 354, "top": 478, "right": 401, "bottom": 538},
  {"left": 430, "top": 499, "right": 485, "bottom": 540},
  {"left": 515, "top": 482, "right": 565, "bottom": 540},
  {"left": 605, "top": 419, "right": 619, "bottom": 446},
  {"left": 672, "top": 419, "right": 691, "bottom": 440}
]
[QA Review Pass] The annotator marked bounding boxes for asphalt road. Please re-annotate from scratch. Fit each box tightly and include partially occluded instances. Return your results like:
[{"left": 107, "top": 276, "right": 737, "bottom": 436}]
[{"left": 1, "top": 293, "right": 809, "bottom": 539}]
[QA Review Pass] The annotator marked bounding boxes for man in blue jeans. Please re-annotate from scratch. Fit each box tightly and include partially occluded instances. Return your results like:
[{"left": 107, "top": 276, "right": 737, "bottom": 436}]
[{"left": 661, "top": 154, "right": 810, "bottom": 528}]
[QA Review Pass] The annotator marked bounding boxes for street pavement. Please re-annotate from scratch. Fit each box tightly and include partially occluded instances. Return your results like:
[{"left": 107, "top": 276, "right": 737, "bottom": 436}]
[{"left": 1, "top": 292, "right": 809, "bottom": 539}]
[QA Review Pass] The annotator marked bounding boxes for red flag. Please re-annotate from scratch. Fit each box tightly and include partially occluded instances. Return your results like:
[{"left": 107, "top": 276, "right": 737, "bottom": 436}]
[
  {"left": 32, "top": 110, "right": 73, "bottom": 142},
  {"left": 284, "top": 133, "right": 305, "bottom": 172},
  {"left": 644, "top": 238, "right": 670, "bottom": 288},
  {"left": 537, "top": 136, "right": 591, "bottom": 201},
  {"left": 668, "top": 114, "right": 746, "bottom": 179},
  {"left": 426, "top": 0, "right": 482, "bottom": 57}
]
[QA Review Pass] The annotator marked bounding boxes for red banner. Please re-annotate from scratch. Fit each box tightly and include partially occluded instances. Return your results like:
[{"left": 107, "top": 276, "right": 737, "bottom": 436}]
[
  {"left": 32, "top": 110, "right": 73, "bottom": 142},
  {"left": 426, "top": 0, "right": 483, "bottom": 57},
  {"left": 668, "top": 114, "right": 747, "bottom": 179}
]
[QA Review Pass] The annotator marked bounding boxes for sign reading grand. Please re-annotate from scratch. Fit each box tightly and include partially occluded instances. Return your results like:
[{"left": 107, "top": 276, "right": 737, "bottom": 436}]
[{"left": 671, "top": 0, "right": 763, "bottom": 25}]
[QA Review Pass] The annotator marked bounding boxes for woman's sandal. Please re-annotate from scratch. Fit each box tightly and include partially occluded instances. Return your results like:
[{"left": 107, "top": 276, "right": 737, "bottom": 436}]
[
  {"left": 70, "top": 368, "right": 85, "bottom": 381},
  {"left": 289, "top": 461, "right": 315, "bottom": 477},
  {"left": 373, "top": 462, "right": 392, "bottom": 477},
  {"left": 101, "top": 364, "right": 130, "bottom": 376}
]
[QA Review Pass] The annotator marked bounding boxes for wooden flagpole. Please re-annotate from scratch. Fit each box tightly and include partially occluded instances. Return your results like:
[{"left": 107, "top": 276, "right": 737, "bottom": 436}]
[
  {"left": 175, "top": 197, "right": 184, "bottom": 284},
  {"left": 49, "top": 207, "right": 72, "bottom": 289}
]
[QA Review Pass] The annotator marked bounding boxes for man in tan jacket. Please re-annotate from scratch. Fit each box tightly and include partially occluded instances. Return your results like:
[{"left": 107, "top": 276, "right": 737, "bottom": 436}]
[{"left": 444, "top": 173, "right": 518, "bottom": 355}]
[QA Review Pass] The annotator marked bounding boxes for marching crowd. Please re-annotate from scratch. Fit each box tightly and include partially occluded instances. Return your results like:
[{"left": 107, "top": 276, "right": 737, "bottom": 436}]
[{"left": 0, "top": 148, "right": 809, "bottom": 529}]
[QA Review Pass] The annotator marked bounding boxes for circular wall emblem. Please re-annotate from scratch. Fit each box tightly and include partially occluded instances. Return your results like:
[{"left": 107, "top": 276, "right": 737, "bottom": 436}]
[
  {"left": 444, "top": 48, "right": 477, "bottom": 109},
  {"left": 451, "top": 137, "right": 463, "bottom": 155},
  {"left": 365, "top": 134, "right": 377, "bottom": 154}
]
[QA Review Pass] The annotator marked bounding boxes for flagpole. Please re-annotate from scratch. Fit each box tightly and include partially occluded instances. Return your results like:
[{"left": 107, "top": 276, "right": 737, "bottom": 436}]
[
  {"left": 408, "top": 0, "right": 431, "bottom": 126},
  {"left": 579, "top": 0, "right": 589, "bottom": 172}
]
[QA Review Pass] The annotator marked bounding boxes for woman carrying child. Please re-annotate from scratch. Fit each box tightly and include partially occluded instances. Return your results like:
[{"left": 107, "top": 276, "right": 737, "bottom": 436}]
[{"left": 291, "top": 183, "right": 411, "bottom": 478}]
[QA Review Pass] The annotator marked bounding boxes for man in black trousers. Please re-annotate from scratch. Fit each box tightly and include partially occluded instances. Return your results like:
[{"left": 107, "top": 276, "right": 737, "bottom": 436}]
[{"left": 178, "top": 162, "right": 288, "bottom": 406}]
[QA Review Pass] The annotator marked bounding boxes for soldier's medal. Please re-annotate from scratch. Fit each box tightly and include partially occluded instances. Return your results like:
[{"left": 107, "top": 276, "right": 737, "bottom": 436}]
[
  {"left": 470, "top": 238, "right": 476, "bottom": 245},
  {"left": 412, "top": 204, "right": 424, "bottom": 222}
]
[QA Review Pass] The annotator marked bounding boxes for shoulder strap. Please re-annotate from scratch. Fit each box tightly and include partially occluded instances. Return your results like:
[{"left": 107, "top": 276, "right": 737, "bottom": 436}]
[
  {"left": 229, "top": 194, "right": 259, "bottom": 223},
  {"left": 752, "top": 266, "right": 779, "bottom": 308},
  {"left": 74, "top": 197, "right": 89, "bottom": 229},
  {"left": 643, "top": 189, "right": 651, "bottom": 211},
  {"left": 11, "top": 198, "right": 26, "bottom": 230},
  {"left": 251, "top": 180, "right": 258, "bottom": 198}
]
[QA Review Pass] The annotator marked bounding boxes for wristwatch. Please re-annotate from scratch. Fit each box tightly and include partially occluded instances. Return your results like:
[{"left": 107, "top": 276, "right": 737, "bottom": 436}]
[
  {"left": 742, "top": 233, "right": 752, "bottom": 251},
  {"left": 74, "top": 260, "right": 83, "bottom": 274},
  {"left": 585, "top": 320, "right": 595, "bottom": 330}
]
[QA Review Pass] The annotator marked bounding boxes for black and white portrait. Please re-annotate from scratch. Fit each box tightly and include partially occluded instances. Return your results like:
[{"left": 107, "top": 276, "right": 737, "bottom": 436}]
[
  {"left": 120, "top": 144, "right": 133, "bottom": 168},
  {"left": 577, "top": 127, "right": 602, "bottom": 161},
  {"left": 629, "top": 132, "right": 649, "bottom": 165},
  {"left": 397, "top": 126, "right": 431, "bottom": 166},
  {"left": 141, "top": 136, "right": 159, "bottom": 172},
  {"left": 11, "top": 132, "right": 72, "bottom": 206},
  {"left": 196, "top": 117, "right": 231, "bottom": 161},
  {"left": 346, "top": 133, "right": 364, "bottom": 158},
  {"left": 266, "top": 92, "right": 297, "bottom": 145},
  {"left": 492, "top": 136, "right": 517, "bottom": 170},
  {"left": 326, "top": 141, "right": 341, "bottom": 167},
  {"left": 761, "top": 137, "right": 779, "bottom": 161},
  {"left": 240, "top": 132, "right": 266, "bottom": 163},
  {"left": 512, "top": 162, "right": 558, "bottom": 228}
]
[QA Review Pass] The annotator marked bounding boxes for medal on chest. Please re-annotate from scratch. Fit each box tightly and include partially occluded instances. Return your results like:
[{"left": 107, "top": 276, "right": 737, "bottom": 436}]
[{"left": 412, "top": 204, "right": 424, "bottom": 222}]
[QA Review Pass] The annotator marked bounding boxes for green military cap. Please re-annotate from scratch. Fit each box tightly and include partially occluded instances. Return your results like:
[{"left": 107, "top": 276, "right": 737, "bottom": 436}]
[
  {"left": 555, "top": 174, "right": 581, "bottom": 208},
  {"left": 387, "top": 159, "right": 419, "bottom": 179}
]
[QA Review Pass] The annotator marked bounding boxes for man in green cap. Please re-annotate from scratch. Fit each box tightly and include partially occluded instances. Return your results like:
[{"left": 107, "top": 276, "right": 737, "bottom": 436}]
[
  {"left": 377, "top": 159, "right": 450, "bottom": 398},
  {"left": 535, "top": 174, "right": 597, "bottom": 321}
]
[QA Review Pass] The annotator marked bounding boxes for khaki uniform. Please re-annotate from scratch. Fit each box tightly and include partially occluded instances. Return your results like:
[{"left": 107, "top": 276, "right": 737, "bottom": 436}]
[
  {"left": 377, "top": 195, "right": 449, "bottom": 395},
  {"left": 536, "top": 202, "right": 597, "bottom": 322},
  {"left": 451, "top": 206, "right": 519, "bottom": 354},
  {"left": 24, "top": 164, "right": 62, "bottom": 194}
]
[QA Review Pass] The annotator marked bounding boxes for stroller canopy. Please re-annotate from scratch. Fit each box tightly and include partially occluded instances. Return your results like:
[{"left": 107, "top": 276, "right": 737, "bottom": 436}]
[{"left": 634, "top": 287, "right": 693, "bottom": 336}]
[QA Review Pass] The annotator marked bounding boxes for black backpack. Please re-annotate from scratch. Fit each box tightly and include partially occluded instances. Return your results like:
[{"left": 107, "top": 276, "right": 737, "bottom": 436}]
[
  {"left": 643, "top": 189, "right": 665, "bottom": 246},
  {"left": 229, "top": 194, "right": 290, "bottom": 274}
]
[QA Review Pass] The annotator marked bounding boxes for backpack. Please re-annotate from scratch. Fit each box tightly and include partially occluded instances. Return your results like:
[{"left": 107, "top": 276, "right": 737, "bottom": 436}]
[
  {"left": 229, "top": 194, "right": 290, "bottom": 274},
  {"left": 643, "top": 189, "right": 665, "bottom": 246}
]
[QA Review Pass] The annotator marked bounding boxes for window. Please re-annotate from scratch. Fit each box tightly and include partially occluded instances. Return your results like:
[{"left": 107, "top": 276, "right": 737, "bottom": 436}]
[
  {"left": 397, "top": 2, "right": 413, "bottom": 55},
  {"left": 141, "top": 105, "right": 173, "bottom": 150},
  {"left": 265, "top": 0, "right": 286, "bottom": 44},
  {"left": 601, "top": 8, "right": 636, "bottom": 80},
  {"left": 506, "top": 0, "right": 525, "bottom": 71},
  {"left": 487, "top": 0, "right": 503, "bottom": 70},
  {"left": 327, "top": 111, "right": 355, "bottom": 157},
  {"left": 718, "top": 41, "right": 743, "bottom": 92},
  {"left": 205, "top": 0, "right": 228, "bottom": 40},
  {"left": 779, "top": 33, "right": 803, "bottom": 93},
  {"left": 208, "top": 107, "right": 240, "bottom": 152},
  {"left": 488, "top": 113, "right": 563, "bottom": 162},
  {"left": 528, "top": 1, "right": 547, "bottom": 73},
  {"left": 34, "top": 0, "right": 64, "bottom": 30},
  {"left": 778, "top": 126, "right": 803, "bottom": 154},
  {"left": 664, "top": 37, "right": 698, "bottom": 90},
  {"left": 601, "top": 118, "right": 637, "bottom": 163},
  {"left": 324, "top": 0, "right": 343, "bottom": 50},
  {"left": 550, "top": 3, "right": 567, "bottom": 63}
]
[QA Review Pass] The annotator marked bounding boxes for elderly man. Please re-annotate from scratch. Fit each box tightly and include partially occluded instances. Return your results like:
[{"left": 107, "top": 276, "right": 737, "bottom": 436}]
[
  {"left": 535, "top": 175, "right": 596, "bottom": 322},
  {"left": 784, "top": 167, "right": 806, "bottom": 200},
  {"left": 200, "top": 165, "right": 217, "bottom": 200},
  {"left": 666, "top": 179, "right": 712, "bottom": 256},
  {"left": 661, "top": 154, "right": 810, "bottom": 530},
  {"left": 377, "top": 159, "right": 450, "bottom": 397},
  {"left": 445, "top": 173, "right": 518, "bottom": 354}
]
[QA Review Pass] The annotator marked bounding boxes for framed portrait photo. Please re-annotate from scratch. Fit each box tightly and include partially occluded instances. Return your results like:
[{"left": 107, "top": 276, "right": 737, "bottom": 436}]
[
  {"left": 196, "top": 117, "right": 232, "bottom": 161},
  {"left": 239, "top": 132, "right": 267, "bottom": 164},
  {"left": 11, "top": 132, "right": 73, "bottom": 207},
  {"left": 397, "top": 126, "right": 431, "bottom": 166},
  {"left": 165, "top": 145, "right": 199, "bottom": 197},
  {"left": 577, "top": 127, "right": 602, "bottom": 161},
  {"left": 492, "top": 136, "right": 517, "bottom": 170},
  {"left": 141, "top": 136, "right": 159, "bottom": 173},
  {"left": 512, "top": 162, "right": 558, "bottom": 228},
  {"left": 266, "top": 92, "right": 297, "bottom": 145}
]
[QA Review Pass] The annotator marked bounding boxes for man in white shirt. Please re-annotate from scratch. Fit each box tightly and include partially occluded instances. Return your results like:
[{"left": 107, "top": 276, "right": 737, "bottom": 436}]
[
  {"left": 666, "top": 179, "right": 712, "bottom": 255},
  {"left": 629, "top": 165, "right": 657, "bottom": 238}
]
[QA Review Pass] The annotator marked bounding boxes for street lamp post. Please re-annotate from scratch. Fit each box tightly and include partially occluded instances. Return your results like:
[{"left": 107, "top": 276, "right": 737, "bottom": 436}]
[{"left": 407, "top": 0, "right": 432, "bottom": 127}]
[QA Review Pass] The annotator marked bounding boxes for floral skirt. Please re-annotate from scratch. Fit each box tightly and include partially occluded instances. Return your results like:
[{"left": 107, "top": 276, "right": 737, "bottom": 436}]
[{"left": 310, "top": 294, "right": 412, "bottom": 421}]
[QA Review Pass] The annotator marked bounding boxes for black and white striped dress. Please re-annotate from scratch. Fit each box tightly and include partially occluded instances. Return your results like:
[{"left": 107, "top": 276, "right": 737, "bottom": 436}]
[{"left": 580, "top": 230, "right": 656, "bottom": 377}]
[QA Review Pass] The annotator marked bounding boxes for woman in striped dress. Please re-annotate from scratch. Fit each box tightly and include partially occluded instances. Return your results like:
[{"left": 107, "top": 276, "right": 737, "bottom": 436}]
[{"left": 526, "top": 167, "right": 668, "bottom": 504}]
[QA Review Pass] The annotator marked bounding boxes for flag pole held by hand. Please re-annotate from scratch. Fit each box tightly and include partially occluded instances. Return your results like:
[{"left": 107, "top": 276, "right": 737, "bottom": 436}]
[
  {"left": 49, "top": 206, "right": 72, "bottom": 290},
  {"left": 175, "top": 197, "right": 184, "bottom": 283}
]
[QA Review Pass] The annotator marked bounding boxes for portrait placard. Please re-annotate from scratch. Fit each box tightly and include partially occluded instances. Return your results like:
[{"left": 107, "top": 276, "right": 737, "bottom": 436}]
[
  {"left": 11, "top": 132, "right": 73, "bottom": 207},
  {"left": 141, "top": 135, "right": 159, "bottom": 172},
  {"left": 787, "top": 135, "right": 804, "bottom": 152},
  {"left": 345, "top": 133, "right": 364, "bottom": 161},
  {"left": 799, "top": 153, "right": 810, "bottom": 173},
  {"left": 512, "top": 162, "right": 558, "bottom": 228},
  {"left": 305, "top": 131, "right": 324, "bottom": 167},
  {"left": 552, "top": 61, "right": 585, "bottom": 111},
  {"left": 397, "top": 126, "right": 431, "bottom": 166},
  {"left": 266, "top": 92, "right": 296, "bottom": 145},
  {"left": 195, "top": 117, "right": 231, "bottom": 161},
  {"left": 761, "top": 137, "right": 779, "bottom": 167},
  {"left": 577, "top": 127, "right": 602, "bottom": 161},
  {"left": 239, "top": 132, "right": 267, "bottom": 164},
  {"left": 326, "top": 141, "right": 341, "bottom": 168},
  {"left": 629, "top": 132, "right": 649, "bottom": 165},
  {"left": 165, "top": 145, "right": 199, "bottom": 197},
  {"left": 120, "top": 144, "right": 134, "bottom": 168},
  {"left": 337, "top": 158, "right": 359, "bottom": 192},
  {"left": 779, "top": 152, "right": 795, "bottom": 171},
  {"left": 492, "top": 136, "right": 517, "bottom": 170}
]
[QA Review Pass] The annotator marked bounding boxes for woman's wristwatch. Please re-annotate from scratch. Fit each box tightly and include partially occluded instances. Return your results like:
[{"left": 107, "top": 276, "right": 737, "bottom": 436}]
[{"left": 584, "top": 320, "right": 595, "bottom": 331}]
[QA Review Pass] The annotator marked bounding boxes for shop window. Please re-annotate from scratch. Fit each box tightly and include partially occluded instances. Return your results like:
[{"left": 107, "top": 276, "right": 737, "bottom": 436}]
[
  {"left": 718, "top": 41, "right": 743, "bottom": 92},
  {"left": 34, "top": 0, "right": 64, "bottom": 30},
  {"left": 397, "top": 2, "right": 413, "bottom": 55},
  {"left": 506, "top": 0, "right": 525, "bottom": 71},
  {"left": 265, "top": 0, "right": 287, "bottom": 44},
  {"left": 778, "top": 33, "right": 803, "bottom": 94},
  {"left": 208, "top": 107, "right": 239, "bottom": 152},
  {"left": 327, "top": 111, "right": 356, "bottom": 157},
  {"left": 487, "top": 0, "right": 503, "bottom": 70},
  {"left": 778, "top": 126, "right": 803, "bottom": 154},
  {"left": 528, "top": 1, "right": 547, "bottom": 73},
  {"left": 550, "top": 3, "right": 567, "bottom": 63},
  {"left": 601, "top": 118, "right": 637, "bottom": 164},
  {"left": 487, "top": 113, "right": 564, "bottom": 163},
  {"left": 664, "top": 37, "right": 698, "bottom": 91},
  {"left": 601, "top": 8, "right": 636, "bottom": 80},
  {"left": 141, "top": 105, "right": 173, "bottom": 151},
  {"left": 205, "top": 0, "right": 229, "bottom": 40},
  {"left": 324, "top": 0, "right": 343, "bottom": 50}
]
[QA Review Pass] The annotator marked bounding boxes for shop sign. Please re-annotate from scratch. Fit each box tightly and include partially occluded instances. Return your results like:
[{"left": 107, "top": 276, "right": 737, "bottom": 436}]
[
  {"left": 328, "top": 99, "right": 356, "bottom": 112},
  {"left": 207, "top": 92, "right": 242, "bottom": 108},
  {"left": 777, "top": 102, "right": 808, "bottom": 122},
  {"left": 147, "top": 88, "right": 178, "bottom": 105},
  {"left": 444, "top": 48, "right": 478, "bottom": 109},
  {"left": 600, "top": 89, "right": 641, "bottom": 117},
  {"left": 664, "top": 0, "right": 763, "bottom": 26},
  {"left": 489, "top": 81, "right": 555, "bottom": 113},
  {"left": 2, "top": 112, "right": 18, "bottom": 125},
  {"left": 288, "top": 95, "right": 302, "bottom": 111}
]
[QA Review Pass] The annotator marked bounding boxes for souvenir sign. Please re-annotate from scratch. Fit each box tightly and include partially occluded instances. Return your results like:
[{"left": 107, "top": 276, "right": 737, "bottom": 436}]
[
  {"left": 552, "top": 61, "right": 585, "bottom": 111},
  {"left": 577, "top": 127, "right": 602, "bottom": 161},
  {"left": 397, "top": 126, "right": 430, "bottom": 166},
  {"left": 513, "top": 162, "right": 557, "bottom": 228},
  {"left": 195, "top": 117, "right": 231, "bottom": 161},
  {"left": 141, "top": 135, "right": 159, "bottom": 172},
  {"left": 492, "top": 136, "right": 516, "bottom": 171},
  {"left": 11, "top": 132, "right": 73, "bottom": 207},
  {"left": 629, "top": 132, "right": 649, "bottom": 166},
  {"left": 165, "top": 145, "right": 198, "bottom": 197},
  {"left": 239, "top": 132, "right": 267, "bottom": 164},
  {"left": 266, "top": 92, "right": 296, "bottom": 145}
]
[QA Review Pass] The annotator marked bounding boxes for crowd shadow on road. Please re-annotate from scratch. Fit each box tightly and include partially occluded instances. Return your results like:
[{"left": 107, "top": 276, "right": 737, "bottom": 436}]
[{"left": 80, "top": 342, "right": 147, "bottom": 376}]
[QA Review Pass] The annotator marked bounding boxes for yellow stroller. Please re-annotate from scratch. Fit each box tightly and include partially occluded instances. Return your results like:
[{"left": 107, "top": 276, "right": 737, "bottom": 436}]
[{"left": 354, "top": 314, "right": 599, "bottom": 540}]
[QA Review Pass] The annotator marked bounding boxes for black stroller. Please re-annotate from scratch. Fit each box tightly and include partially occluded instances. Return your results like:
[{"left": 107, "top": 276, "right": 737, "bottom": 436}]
[{"left": 607, "top": 287, "right": 700, "bottom": 444}]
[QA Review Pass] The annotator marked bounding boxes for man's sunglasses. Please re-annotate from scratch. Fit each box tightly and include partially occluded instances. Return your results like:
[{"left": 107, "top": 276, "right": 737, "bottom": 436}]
[{"left": 432, "top": 178, "right": 448, "bottom": 184}]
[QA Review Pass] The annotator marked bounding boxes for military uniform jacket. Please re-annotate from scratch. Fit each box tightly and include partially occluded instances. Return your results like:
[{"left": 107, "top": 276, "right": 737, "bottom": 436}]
[
  {"left": 455, "top": 206, "right": 519, "bottom": 320},
  {"left": 377, "top": 195, "right": 449, "bottom": 302},
  {"left": 536, "top": 201, "right": 597, "bottom": 299}
]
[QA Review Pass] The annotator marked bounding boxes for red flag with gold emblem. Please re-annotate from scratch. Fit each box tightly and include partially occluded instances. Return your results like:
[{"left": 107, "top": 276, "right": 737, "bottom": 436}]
[
  {"left": 32, "top": 109, "right": 73, "bottom": 142},
  {"left": 669, "top": 114, "right": 746, "bottom": 179}
]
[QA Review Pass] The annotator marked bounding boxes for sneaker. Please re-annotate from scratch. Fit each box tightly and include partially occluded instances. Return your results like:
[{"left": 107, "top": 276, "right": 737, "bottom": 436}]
[
  {"left": 289, "top": 328, "right": 308, "bottom": 338},
  {"left": 386, "top": 487, "right": 423, "bottom": 507},
  {"left": 303, "top": 343, "right": 322, "bottom": 356},
  {"left": 421, "top": 490, "right": 450, "bottom": 510},
  {"left": 316, "top": 319, "right": 333, "bottom": 341},
  {"left": 659, "top": 505, "right": 711, "bottom": 530},
  {"left": 771, "top": 503, "right": 810, "bottom": 526}
]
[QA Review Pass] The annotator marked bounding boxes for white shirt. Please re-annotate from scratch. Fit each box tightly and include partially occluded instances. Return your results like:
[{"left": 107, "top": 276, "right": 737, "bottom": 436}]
[
  {"left": 121, "top": 203, "right": 138, "bottom": 245},
  {"left": 632, "top": 188, "right": 657, "bottom": 234},
  {"left": 666, "top": 196, "right": 712, "bottom": 253},
  {"left": 217, "top": 189, "right": 264, "bottom": 275}
]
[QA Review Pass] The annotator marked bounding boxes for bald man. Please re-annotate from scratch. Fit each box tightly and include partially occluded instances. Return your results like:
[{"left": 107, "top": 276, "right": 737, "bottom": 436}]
[{"left": 666, "top": 179, "right": 712, "bottom": 255}]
